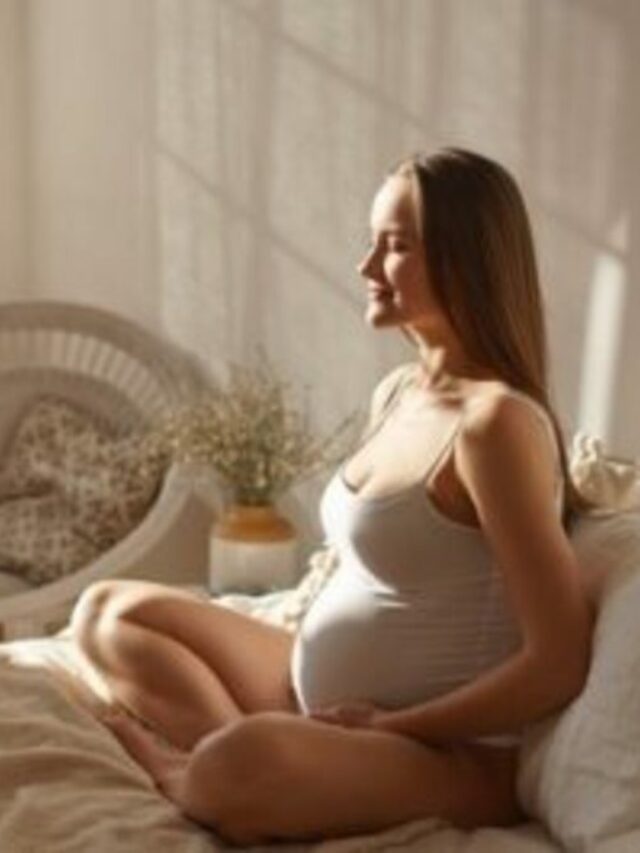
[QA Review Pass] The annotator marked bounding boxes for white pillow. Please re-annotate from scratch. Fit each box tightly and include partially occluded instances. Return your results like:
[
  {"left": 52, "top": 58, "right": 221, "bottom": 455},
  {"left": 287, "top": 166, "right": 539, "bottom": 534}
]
[{"left": 517, "top": 509, "right": 640, "bottom": 851}]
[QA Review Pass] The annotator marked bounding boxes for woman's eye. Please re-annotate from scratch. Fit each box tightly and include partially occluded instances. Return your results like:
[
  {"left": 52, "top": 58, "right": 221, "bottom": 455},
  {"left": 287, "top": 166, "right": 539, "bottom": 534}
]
[{"left": 362, "top": 237, "right": 409, "bottom": 254}]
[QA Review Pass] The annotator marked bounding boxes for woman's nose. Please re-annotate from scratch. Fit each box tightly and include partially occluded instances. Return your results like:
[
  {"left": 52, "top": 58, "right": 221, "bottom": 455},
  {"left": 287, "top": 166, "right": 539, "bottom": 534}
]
[{"left": 357, "top": 246, "right": 376, "bottom": 278}]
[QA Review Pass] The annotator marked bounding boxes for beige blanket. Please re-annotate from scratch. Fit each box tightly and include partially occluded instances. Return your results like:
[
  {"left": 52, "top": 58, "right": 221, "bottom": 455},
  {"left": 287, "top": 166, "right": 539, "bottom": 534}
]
[{"left": 0, "top": 634, "right": 559, "bottom": 853}]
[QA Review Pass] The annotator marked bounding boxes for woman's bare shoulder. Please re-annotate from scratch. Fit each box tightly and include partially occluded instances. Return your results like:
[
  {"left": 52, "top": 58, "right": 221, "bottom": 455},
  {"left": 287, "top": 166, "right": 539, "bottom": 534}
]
[
  {"left": 460, "top": 380, "right": 512, "bottom": 418},
  {"left": 456, "top": 382, "right": 558, "bottom": 497},
  {"left": 460, "top": 381, "right": 552, "bottom": 439}
]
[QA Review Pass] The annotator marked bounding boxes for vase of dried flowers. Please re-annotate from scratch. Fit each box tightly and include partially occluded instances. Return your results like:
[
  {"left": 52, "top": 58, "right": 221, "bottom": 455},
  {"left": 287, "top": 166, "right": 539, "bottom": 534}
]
[{"left": 151, "top": 348, "right": 360, "bottom": 593}]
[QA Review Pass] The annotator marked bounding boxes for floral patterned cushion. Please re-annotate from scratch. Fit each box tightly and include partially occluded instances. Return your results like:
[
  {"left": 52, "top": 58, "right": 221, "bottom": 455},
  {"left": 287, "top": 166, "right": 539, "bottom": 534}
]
[
  {"left": 0, "top": 396, "right": 169, "bottom": 586},
  {"left": 0, "top": 495, "right": 99, "bottom": 586}
]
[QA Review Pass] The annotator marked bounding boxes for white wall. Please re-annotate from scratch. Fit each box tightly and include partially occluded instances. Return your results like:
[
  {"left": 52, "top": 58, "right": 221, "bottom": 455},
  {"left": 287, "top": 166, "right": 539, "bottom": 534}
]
[
  {"left": 25, "top": 0, "right": 157, "bottom": 325},
  {"left": 0, "top": 0, "right": 28, "bottom": 296},
  {"left": 3, "top": 0, "right": 640, "bottom": 548},
  {"left": 607, "top": 0, "right": 640, "bottom": 455}
]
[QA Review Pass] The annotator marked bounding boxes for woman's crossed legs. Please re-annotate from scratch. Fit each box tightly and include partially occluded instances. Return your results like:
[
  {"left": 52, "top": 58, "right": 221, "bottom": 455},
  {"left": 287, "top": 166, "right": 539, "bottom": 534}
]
[
  {"left": 71, "top": 580, "right": 524, "bottom": 844},
  {"left": 107, "top": 707, "right": 524, "bottom": 845},
  {"left": 71, "top": 579, "right": 296, "bottom": 749}
]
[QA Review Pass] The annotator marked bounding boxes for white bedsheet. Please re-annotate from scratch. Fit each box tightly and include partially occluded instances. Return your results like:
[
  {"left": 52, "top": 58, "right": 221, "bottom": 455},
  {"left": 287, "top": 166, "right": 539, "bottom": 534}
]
[{"left": 0, "top": 634, "right": 563, "bottom": 853}]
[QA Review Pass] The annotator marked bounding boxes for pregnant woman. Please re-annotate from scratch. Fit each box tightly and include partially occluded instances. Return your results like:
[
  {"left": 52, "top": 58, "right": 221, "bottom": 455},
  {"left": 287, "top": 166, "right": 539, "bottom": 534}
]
[{"left": 71, "top": 147, "right": 594, "bottom": 845}]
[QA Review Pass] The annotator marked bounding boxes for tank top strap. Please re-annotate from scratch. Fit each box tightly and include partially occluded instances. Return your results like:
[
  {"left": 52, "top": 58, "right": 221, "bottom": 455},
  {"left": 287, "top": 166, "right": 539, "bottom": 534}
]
[
  {"left": 379, "top": 365, "right": 417, "bottom": 417},
  {"left": 417, "top": 415, "right": 466, "bottom": 487},
  {"left": 358, "top": 365, "right": 417, "bottom": 448},
  {"left": 407, "top": 389, "right": 475, "bottom": 489}
]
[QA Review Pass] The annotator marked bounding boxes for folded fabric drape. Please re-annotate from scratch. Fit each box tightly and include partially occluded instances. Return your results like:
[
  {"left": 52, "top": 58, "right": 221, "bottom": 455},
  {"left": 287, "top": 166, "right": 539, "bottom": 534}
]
[{"left": 569, "top": 431, "right": 639, "bottom": 512}]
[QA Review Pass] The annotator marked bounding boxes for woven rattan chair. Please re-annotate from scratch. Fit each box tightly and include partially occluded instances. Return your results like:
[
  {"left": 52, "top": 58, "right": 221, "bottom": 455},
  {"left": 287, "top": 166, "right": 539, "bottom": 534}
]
[{"left": 0, "top": 300, "right": 219, "bottom": 639}]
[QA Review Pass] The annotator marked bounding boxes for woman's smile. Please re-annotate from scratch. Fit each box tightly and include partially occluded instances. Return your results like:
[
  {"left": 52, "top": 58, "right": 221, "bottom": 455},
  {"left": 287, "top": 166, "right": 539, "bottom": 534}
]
[{"left": 367, "top": 284, "right": 394, "bottom": 300}]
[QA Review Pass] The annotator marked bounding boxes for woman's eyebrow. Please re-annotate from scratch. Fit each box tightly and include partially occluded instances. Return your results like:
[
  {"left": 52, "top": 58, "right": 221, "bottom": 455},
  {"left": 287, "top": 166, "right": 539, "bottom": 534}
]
[{"left": 368, "top": 226, "right": 414, "bottom": 237}]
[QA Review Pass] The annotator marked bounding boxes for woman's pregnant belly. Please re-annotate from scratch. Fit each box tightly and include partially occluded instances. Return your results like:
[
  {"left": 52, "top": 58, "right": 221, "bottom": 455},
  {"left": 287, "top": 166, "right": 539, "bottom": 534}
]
[{"left": 289, "top": 564, "right": 489, "bottom": 714}]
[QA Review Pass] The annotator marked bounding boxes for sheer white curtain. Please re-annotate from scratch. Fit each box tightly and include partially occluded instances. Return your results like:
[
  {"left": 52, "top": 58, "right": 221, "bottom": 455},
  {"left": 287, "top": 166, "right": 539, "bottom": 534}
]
[
  {"left": 1, "top": 0, "right": 638, "bottom": 547},
  {"left": 0, "top": 0, "right": 28, "bottom": 299}
]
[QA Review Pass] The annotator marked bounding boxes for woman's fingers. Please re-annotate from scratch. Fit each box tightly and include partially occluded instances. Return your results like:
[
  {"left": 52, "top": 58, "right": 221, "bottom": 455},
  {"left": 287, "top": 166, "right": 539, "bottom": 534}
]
[
  {"left": 308, "top": 701, "right": 379, "bottom": 728},
  {"left": 308, "top": 708, "right": 341, "bottom": 724}
]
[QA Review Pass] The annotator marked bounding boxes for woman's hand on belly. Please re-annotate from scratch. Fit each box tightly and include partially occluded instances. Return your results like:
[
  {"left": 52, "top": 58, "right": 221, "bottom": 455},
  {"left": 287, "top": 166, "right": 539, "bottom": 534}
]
[{"left": 309, "top": 700, "right": 386, "bottom": 730}]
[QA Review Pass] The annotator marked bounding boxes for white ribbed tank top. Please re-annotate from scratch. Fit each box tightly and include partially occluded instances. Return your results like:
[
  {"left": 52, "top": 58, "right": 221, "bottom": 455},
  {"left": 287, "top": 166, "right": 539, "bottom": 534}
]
[{"left": 290, "top": 381, "right": 564, "bottom": 748}]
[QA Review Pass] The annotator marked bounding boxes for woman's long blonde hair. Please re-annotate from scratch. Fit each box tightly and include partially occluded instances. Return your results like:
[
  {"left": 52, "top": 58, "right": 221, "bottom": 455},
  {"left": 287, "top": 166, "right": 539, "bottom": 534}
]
[{"left": 389, "top": 148, "right": 592, "bottom": 529}]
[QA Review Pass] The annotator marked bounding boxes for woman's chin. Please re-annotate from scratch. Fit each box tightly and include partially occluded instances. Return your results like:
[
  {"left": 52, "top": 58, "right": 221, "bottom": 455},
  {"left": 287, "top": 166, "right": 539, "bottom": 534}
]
[{"left": 365, "top": 301, "right": 400, "bottom": 328}]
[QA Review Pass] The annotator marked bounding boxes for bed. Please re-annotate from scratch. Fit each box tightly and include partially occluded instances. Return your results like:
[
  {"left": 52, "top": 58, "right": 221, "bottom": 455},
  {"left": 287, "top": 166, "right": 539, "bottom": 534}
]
[{"left": 1, "top": 433, "right": 640, "bottom": 853}]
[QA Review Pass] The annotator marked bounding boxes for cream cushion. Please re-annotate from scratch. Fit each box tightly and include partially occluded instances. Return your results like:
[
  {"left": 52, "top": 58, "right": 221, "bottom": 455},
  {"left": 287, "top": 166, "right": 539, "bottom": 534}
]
[
  {"left": 515, "top": 432, "right": 640, "bottom": 850},
  {"left": 569, "top": 431, "right": 639, "bottom": 511},
  {"left": 517, "top": 509, "right": 640, "bottom": 850}
]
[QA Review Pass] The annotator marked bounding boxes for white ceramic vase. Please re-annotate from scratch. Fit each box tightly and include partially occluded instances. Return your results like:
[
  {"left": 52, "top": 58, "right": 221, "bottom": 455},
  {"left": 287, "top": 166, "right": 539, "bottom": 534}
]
[{"left": 209, "top": 504, "right": 299, "bottom": 594}]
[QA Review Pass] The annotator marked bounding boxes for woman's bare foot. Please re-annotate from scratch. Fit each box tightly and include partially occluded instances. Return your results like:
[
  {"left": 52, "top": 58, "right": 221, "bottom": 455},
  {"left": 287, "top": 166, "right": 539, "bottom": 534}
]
[{"left": 105, "top": 712, "right": 189, "bottom": 801}]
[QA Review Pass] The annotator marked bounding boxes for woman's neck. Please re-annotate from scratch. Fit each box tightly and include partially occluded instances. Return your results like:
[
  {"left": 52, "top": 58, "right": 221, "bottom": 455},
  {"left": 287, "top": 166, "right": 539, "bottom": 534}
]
[{"left": 414, "top": 344, "right": 496, "bottom": 392}]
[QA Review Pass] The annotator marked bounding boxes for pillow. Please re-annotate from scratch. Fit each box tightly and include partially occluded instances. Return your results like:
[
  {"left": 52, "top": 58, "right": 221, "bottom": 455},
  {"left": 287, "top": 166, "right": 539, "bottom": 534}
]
[
  {"left": 517, "top": 509, "right": 640, "bottom": 850},
  {"left": 0, "top": 396, "right": 169, "bottom": 585},
  {"left": 0, "top": 395, "right": 121, "bottom": 499},
  {"left": 51, "top": 425, "right": 168, "bottom": 551},
  {"left": 569, "top": 431, "right": 639, "bottom": 511},
  {"left": 0, "top": 495, "right": 100, "bottom": 586}
]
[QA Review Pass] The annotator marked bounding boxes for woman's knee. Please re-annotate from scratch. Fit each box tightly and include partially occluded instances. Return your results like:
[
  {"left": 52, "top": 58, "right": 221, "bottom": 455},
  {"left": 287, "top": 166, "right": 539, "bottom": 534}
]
[
  {"left": 180, "top": 713, "right": 293, "bottom": 840},
  {"left": 188, "top": 713, "right": 291, "bottom": 790},
  {"left": 70, "top": 580, "right": 137, "bottom": 663}
]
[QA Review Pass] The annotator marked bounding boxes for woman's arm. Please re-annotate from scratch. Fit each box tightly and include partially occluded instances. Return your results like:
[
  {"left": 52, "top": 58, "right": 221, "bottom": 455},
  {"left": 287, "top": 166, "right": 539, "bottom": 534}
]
[{"left": 373, "top": 393, "right": 595, "bottom": 744}]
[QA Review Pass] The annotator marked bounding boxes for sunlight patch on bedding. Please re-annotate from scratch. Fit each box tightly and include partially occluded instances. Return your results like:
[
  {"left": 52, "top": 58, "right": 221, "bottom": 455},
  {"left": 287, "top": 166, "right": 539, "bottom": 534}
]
[{"left": 1, "top": 637, "right": 113, "bottom": 710}]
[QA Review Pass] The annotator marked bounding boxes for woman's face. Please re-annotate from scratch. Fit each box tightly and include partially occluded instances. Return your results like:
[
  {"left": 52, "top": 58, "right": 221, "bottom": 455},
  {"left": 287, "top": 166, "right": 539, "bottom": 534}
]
[{"left": 357, "top": 176, "right": 446, "bottom": 334}]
